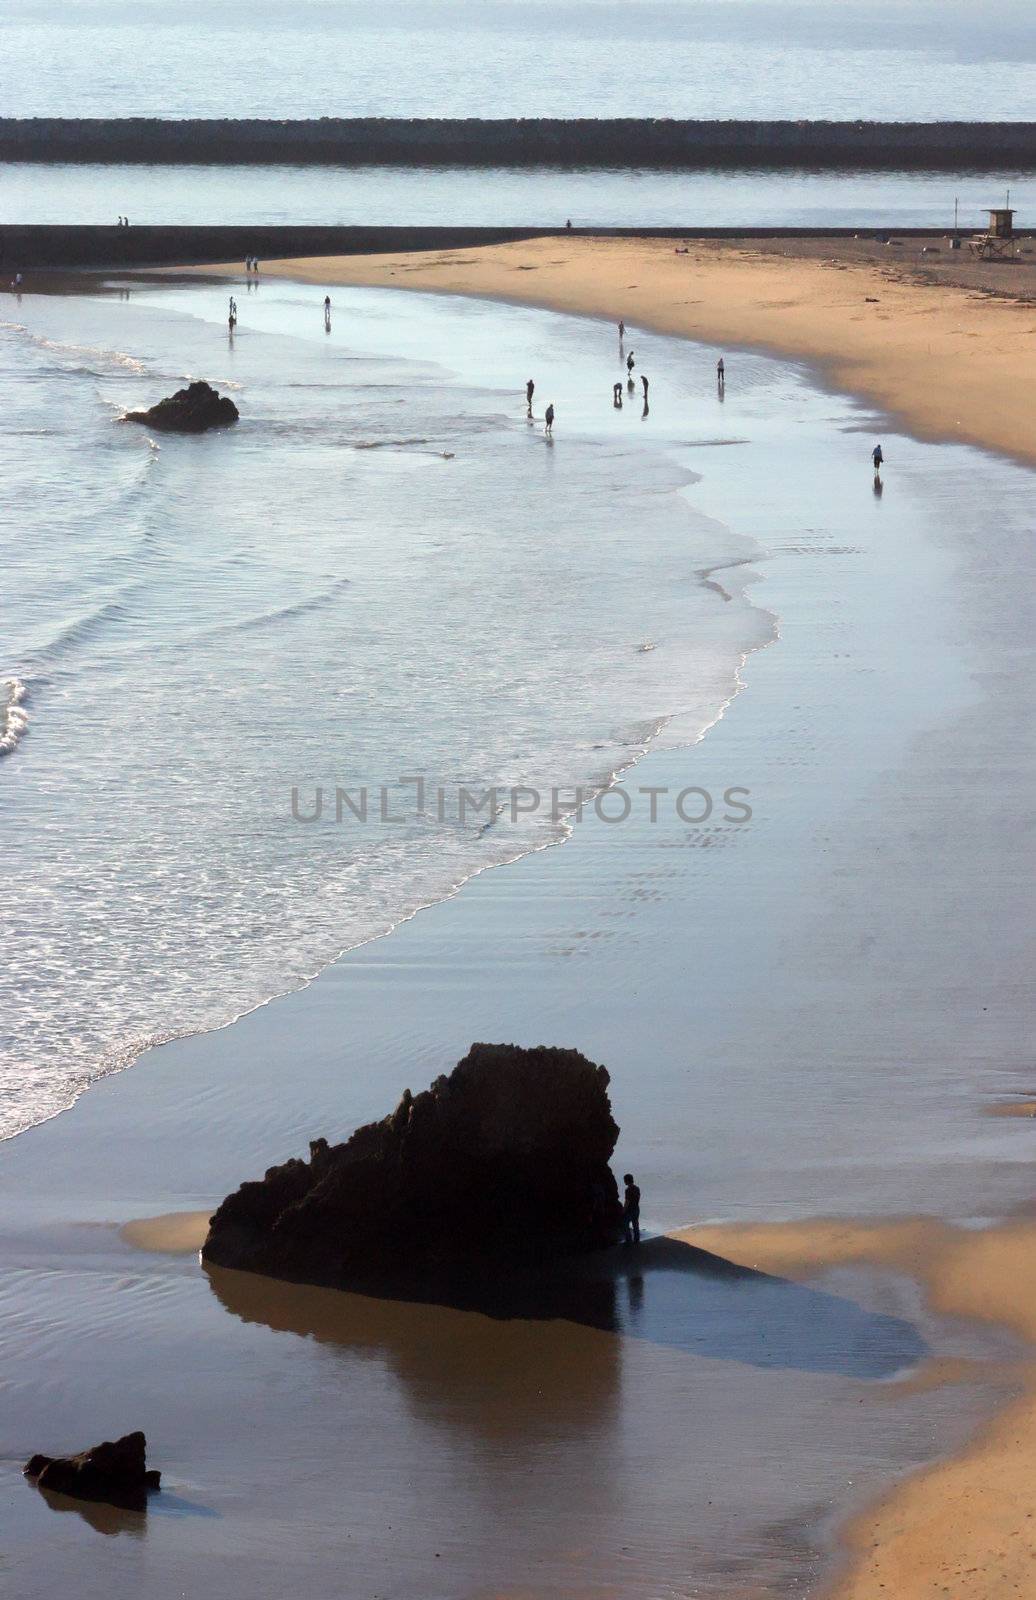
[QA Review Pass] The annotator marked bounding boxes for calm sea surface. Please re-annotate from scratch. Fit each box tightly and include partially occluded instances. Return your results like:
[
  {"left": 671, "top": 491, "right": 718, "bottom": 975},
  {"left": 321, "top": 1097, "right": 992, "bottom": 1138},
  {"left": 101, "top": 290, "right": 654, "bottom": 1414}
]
[
  {"left": 1, "top": 0, "right": 1034, "bottom": 121},
  {"left": 6, "top": 163, "right": 1035, "bottom": 228}
]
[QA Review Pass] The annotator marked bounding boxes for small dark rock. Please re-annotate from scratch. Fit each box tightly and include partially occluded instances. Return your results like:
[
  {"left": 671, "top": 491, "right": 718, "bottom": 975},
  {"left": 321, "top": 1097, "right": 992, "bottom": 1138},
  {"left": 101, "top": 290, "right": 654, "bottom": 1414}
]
[
  {"left": 124, "top": 379, "right": 238, "bottom": 433},
  {"left": 24, "top": 1431, "right": 161, "bottom": 1511}
]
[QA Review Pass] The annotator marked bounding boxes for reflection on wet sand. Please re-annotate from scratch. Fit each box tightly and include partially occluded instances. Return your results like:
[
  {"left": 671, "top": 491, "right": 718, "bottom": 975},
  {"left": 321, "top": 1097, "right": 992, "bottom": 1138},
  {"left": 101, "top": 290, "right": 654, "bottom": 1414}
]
[
  {"left": 206, "top": 1233, "right": 927, "bottom": 1401},
  {"left": 35, "top": 1487, "right": 147, "bottom": 1539}
]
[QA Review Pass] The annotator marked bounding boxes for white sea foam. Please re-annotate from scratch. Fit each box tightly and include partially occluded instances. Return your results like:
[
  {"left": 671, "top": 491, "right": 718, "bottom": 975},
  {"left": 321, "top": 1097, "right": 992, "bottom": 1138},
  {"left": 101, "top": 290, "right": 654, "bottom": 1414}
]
[
  {"left": 1, "top": 280, "right": 775, "bottom": 1141},
  {"left": 0, "top": 678, "right": 28, "bottom": 756}
]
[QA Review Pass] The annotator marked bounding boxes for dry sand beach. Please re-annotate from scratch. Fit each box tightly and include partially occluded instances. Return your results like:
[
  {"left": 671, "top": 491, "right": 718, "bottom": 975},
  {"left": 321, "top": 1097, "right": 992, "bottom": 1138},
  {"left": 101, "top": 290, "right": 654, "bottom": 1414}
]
[
  {"left": 239, "top": 233, "right": 1036, "bottom": 467},
  {"left": 4, "top": 240, "right": 1035, "bottom": 1598}
]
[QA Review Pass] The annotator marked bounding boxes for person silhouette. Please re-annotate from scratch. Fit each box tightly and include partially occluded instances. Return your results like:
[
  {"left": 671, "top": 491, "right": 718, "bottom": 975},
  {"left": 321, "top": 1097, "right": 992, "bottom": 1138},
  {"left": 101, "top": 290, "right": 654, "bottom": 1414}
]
[
  {"left": 626, "top": 351, "right": 635, "bottom": 375},
  {"left": 618, "top": 320, "right": 625, "bottom": 342},
  {"left": 717, "top": 357, "right": 725, "bottom": 384},
  {"left": 613, "top": 381, "right": 623, "bottom": 406},
  {"left": 641, "top": 374, "right": 649, "bottom": 398},
  {"left": 623, "top": 1174, "right": 641, "bottom": 1246},
  {"left": 872, "top": 444, "right": 884, "bottom": 471},
  {"left": 526, "top": 378, "right": 535, "bottom": 414},
  {"left": 544, "top": 403, "right": 554, "bottom": 436}
]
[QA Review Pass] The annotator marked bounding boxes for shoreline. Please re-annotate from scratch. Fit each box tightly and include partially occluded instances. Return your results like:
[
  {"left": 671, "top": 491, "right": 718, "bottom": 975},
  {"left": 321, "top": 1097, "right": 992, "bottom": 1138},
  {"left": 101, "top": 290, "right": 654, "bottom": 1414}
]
[
  {"left": 683, "top": 1216, "right": 1036, "bottom": 1600},
  {"left": 4, "top": 268, "right": 1036, "bottom": 1598},
  {"left": 199, "top": 233, "right": 1036, "bottom": 468}
]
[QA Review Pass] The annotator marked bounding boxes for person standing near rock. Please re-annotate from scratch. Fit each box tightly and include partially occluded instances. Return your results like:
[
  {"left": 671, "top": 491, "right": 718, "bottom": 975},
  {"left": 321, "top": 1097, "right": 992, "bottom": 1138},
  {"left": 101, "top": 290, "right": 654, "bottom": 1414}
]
[{"left": 623, "top": 1173, "right": 641, "bottom": 1245}]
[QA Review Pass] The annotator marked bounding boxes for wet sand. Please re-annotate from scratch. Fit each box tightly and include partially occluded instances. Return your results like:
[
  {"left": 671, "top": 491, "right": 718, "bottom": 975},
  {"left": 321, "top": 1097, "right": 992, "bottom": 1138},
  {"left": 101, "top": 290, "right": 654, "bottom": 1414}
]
[
  {"left": 685, "top": 1218, "right": 1036, "bottom": 1600},
  {"left": 3, "top": 272, "right": 1036, "bottom": 1598},
  {"left": 222, "top": 233, "right": 1036, "bottom": 466}
]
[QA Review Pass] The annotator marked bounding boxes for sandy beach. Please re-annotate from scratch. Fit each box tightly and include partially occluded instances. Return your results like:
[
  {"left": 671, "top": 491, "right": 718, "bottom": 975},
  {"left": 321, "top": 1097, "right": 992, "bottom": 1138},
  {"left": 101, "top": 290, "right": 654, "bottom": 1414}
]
[
  {"left": 686, "top": 1218, "right": 1036, "bottom": 1600},
  {"left": 231, "top": 233, "right": 1036, "bottom": 467},
  {"left": 3, "top": 256, "right": 1035, "bottom": 1599}
]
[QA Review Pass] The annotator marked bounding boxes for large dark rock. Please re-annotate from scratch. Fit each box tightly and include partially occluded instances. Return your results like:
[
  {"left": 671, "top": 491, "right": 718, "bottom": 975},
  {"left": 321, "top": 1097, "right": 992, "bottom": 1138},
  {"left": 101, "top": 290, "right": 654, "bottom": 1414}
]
[
  {"left": 202, "top": 1043, "right": 623, "bottom": 1301},
  {"left": 24, "top": 1431, "right": 161, "bottom": 1511},
  {"left": 124, "top": 379, "right": 238, "bottom": 432}
]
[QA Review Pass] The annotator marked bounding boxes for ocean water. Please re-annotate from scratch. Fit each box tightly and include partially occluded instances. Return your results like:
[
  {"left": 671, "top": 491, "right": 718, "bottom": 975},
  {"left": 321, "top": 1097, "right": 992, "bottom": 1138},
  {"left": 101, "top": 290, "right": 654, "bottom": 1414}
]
[
  {"left": 6, "top": 162, "right": 1034, "bottom": 229},
  {"left": 1, "top": 0, "right": 1035, "bottom": 121},
  {"left": 0, "top": 278, "right": 770, "bottom": 1138}
]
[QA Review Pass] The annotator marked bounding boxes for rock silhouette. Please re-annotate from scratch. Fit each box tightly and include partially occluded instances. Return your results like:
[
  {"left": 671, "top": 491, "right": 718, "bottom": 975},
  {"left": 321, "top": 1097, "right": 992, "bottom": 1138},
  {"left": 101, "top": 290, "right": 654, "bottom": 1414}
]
[
  {"left": 124, "top": 379, "right": 238, "bottom": 432},
  {"left": 203, "top": 1043, "right": 624, "bottom": 1300},
  {"left": 24, "top": 1431, "right": 161, "bottom": 1511}
]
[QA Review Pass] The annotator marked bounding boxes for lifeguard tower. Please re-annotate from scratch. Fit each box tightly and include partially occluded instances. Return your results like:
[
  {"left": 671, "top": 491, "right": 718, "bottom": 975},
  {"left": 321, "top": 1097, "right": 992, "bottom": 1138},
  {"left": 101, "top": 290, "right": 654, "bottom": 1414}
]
[{"left": 968, "top": 207, "right": 1017, "bottom": 260}]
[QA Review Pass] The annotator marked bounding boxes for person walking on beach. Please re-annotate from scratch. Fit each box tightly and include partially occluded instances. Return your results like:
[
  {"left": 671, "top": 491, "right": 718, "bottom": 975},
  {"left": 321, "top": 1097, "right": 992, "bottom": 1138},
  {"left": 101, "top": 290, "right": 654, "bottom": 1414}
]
[
  {"left": 613, "top": 381, "right": 623, "bottom": 406},
  {"left": 717, "top": 357, "right": 725, "bottom": 384},
  {"left": 872, "top": 443, "right": 884, "bottom": 472},
  {"left": 544, "top": 403, "right": 554, "bottom": 436},
  {"left": 526, "top": 378, "right": 535, "bottom": 414},
  {"left": 641, "top": 374, "right": 649, "bottom": 399},
  {"left": 626, "top": 350, "right": 635, "bottom": 375},
  {"left": 618, "top": 319, "right": 626, "bottom": 342},
  {"left": 623, "top": 1173, "right": 641, "bottom": 1246}
]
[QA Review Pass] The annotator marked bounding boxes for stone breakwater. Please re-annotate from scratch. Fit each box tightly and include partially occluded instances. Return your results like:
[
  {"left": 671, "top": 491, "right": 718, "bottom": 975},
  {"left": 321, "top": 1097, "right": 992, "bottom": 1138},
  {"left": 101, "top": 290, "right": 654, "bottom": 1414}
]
[{"left": 2, "top": 118, "right": 1036, "bottom": 169}]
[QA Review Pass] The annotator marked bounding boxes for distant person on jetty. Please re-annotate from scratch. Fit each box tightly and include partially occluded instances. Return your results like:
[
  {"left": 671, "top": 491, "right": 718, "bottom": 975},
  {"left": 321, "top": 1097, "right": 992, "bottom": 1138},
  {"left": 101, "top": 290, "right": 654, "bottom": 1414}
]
[
  {"left": 544, "top": 403, "right": 554, "bottom": 436},
  {"left": 872, "top": 443, "right": 884, "bottom": 471},
  {"left": 613, "top": 381, "right": 623, "bottom": 406},
  {"left": 623, "top": 1173, "right": 641, "bottom": 1245},
  {"left": 526, "top": 378, "right": 535, "bottom": 413}
]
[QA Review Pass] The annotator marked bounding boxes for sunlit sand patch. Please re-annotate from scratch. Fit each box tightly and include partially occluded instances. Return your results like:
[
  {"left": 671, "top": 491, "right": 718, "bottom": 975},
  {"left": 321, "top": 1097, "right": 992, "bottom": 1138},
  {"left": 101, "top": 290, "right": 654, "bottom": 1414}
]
[
  {"left": 120, "top": 1210, "right": 213, "bottom": 1254},
  {"left": 984, "top": 1099, "right": 1036, "bottom": 1118}
]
